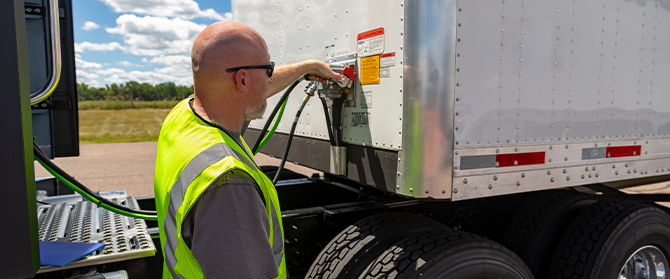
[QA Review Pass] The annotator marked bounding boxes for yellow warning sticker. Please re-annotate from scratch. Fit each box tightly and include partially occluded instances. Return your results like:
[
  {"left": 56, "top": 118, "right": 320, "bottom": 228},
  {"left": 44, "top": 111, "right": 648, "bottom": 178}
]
[{"left": 360, "top": 55, "right": 380, "bottom": 85}]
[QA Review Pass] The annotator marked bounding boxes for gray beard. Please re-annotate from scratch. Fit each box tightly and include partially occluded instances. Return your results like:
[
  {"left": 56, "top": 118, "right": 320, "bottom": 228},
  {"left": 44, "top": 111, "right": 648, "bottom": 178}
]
[{"left": 244, "top": 99, "right": 267, "bottom": 121}]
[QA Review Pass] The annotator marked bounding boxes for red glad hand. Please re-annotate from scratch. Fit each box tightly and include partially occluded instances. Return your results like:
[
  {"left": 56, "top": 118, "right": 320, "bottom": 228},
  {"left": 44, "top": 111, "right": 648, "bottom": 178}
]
[{"left": 342, "top": 65, "right": 357, "bottom": 81}]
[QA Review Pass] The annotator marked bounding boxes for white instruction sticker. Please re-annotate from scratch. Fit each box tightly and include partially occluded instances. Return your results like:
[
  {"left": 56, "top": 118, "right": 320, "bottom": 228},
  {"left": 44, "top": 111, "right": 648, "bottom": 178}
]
[
  {"left": 360, "top": 91, "right": 372, "bottom": 108},
  {"left": 379, "top": 52, "right": 396, "bottom": 67},
  {"left": 379, "top": 67, "right": 391, "bottom": 78},
  {"left": 325, "top": 44, "right": 335, "bottom": 59},
  {"left": 357, "top": 28, "right": 385, "bottom": 57}
]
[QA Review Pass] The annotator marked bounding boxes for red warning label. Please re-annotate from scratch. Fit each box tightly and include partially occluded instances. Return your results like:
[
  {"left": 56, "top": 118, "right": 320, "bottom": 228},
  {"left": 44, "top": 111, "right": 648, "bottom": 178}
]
[
  {"left": 357, "top": 28, "right": 385, "bottom": 40},
  {"left": 379, "top": 52, "right": 396, "bottom": 68},
  {"left": 357, "top": 28, "right": 385, "bottom": 57}
]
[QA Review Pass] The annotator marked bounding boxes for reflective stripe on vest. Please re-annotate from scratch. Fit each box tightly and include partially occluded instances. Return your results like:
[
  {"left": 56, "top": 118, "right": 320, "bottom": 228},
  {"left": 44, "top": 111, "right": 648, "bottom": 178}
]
[{"left": 163, "top": 142, "right": 284, "bottom": 277}]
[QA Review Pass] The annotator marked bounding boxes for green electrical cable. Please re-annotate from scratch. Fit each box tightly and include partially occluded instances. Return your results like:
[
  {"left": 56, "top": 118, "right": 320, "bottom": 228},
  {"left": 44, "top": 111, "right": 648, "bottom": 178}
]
[
  {"left": 254, "top": 98, "right": 287, "bottom": 155},
  {"left": 34, "top": 155, "right": 158, "bottom": 221}
]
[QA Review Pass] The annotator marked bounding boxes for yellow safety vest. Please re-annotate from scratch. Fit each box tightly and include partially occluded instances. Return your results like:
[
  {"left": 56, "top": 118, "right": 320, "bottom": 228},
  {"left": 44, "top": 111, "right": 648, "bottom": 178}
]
[{"left": 154, "top": 98, "right": 286, "bottom": 279}]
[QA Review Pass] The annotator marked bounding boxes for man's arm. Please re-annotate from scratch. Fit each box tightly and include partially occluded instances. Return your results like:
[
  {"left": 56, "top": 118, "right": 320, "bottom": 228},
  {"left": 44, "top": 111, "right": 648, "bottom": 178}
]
[{"left": 267, "top": 59, "right": 342, "bottom": 98}]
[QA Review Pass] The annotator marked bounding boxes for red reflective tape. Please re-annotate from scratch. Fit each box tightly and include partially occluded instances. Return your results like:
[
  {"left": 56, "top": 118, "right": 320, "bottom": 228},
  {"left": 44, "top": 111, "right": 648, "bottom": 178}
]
[
  {"left": 496, "top": 152, "right": 545, "bottom": 168},
  {"left": 357, "top": 28, "right": 384, "bottom": 41},
  {"left": 380, "top": 52, "right": 395, "bottom": 58},
  {"left": 606, "top": 146, "right": 641, "bottom": 158}
]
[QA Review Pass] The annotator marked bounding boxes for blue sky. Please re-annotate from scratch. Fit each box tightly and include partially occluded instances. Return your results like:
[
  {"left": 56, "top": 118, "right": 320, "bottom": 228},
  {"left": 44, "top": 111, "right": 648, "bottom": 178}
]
[{"left": 73, "top": 0, "right": 231, "bottom": 87}]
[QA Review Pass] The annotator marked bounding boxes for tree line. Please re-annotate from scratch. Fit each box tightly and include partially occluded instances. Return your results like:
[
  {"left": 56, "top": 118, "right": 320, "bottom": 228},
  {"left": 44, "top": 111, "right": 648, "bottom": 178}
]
[{"left": 77, "top": 81, "right": 194, "bottom": 101}]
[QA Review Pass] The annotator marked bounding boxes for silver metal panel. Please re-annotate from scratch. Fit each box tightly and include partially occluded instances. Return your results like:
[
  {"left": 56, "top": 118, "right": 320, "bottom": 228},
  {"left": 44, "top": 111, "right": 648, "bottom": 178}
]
[
  {"left": 397, "top": 0, "right": 457, "bottom": 198},
  {"left": 235, "top": 0, "right": 404, "bottom": 152},
  {"left": 446, "top": 0, "right": 670, "bottom": 200},
  {"left": 454, "top": 0, "right": 670, "bottom": 147}
]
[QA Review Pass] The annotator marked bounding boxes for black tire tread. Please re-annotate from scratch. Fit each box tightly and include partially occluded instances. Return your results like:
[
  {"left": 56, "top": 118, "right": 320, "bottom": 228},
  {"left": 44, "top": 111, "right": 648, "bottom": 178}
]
[
  {"left": 363, "top": 228, "right": 531, "bottom": 279},
  {"left": 548, "top": 200, "right": 651, "bottom": 279},
  {"left": 363, "top": 228, "right": 478, "bottom": 278},
  {"left": 503, "top": 190, "right": 594, "bottom": 276},
  {"left": 306, "top": 212, "right": 444, "bottom": 279},
  {"left": 504, "top": 190, "right": 583, "bottom": 254}
]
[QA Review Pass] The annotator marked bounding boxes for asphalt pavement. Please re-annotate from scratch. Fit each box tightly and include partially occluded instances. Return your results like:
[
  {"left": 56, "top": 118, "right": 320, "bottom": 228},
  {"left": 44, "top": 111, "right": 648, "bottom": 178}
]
[{"left": 34, "top": 142, "right": 321, "bottom": 197}]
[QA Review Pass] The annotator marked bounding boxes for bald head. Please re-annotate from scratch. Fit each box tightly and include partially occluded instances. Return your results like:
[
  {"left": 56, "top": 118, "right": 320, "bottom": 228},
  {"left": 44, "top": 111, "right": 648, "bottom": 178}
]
[
  {"left": 190, "top": 21, "right": 272, "bottom": 132},
  {"left": 191, "top": 21, "right": 268, "bottom": 82}
]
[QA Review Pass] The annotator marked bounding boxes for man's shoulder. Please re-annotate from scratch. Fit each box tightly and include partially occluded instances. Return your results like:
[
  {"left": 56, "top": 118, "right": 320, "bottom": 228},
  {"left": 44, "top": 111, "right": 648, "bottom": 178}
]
[{"left": 215, "top": 169, "right": 257, "bottom": 185}]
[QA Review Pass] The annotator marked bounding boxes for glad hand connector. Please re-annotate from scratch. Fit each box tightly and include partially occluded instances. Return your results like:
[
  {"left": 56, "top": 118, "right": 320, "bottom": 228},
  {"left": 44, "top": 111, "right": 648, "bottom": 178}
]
[{"left": 304, "top": 81, "right": 320, "bottom": 97}]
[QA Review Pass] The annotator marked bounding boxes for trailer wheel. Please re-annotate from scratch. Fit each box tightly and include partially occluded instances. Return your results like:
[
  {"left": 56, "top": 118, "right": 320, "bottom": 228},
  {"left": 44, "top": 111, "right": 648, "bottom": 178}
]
[
  {"left": 547, "top": 200, "right": 670, "bottom": 279},
  {"left": 306, "top": 212, "right": 445, "bottom": 279},
  {"left": 503, "top": 190, "right": 596, "bottom": 277},
  {"left": 360, "top": 228, "right": 533, "bottom": 279}
]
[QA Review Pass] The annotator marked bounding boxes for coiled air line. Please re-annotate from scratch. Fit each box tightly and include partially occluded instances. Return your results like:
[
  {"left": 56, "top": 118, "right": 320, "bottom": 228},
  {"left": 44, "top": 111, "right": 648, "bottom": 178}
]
[
  {"left": 252, "top": 75, "right": 308, "bottom": 154},
  {"left": 33, "top": 140, "right": 158, "bottom": 220},
  {"left": 257, "top": 66, "right": 356, "bottom": 183},
  {"left": 252, "top": 75, "right": 337, "bottom": 155},
  {"left": 271, "top": 81, "right": 320, "bottom": 184}
]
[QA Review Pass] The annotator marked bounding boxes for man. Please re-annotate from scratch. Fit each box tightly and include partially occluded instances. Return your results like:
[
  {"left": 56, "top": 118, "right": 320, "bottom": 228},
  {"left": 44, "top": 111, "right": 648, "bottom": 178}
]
[{"left": 154, "top": 21, "right": 341, "bottom": 279}]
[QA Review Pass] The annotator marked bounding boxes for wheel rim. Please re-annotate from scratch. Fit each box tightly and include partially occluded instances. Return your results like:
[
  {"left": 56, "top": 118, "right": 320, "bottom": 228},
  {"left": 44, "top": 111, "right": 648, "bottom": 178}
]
[{"left": 619, "top": 245, "right": 667, "bottom": 279}]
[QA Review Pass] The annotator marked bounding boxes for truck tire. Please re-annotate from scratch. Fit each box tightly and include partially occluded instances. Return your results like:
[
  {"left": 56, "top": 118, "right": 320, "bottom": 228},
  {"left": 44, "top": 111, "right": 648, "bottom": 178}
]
[
  {"left": 360, "top": 228, "right": 534, "bottom": 279},
  {"left": 306, "top": 212, "right": 446, "bottom": 279},
  {"left": 547, "top": 200, "right": 670, "bottom": 279},
  {"left": 503, "top": 190, "right": 596, "bottom": 277}
]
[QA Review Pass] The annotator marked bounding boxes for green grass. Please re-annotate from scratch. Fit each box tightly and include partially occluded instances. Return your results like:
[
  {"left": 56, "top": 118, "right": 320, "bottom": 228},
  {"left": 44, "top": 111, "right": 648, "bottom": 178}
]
[
  {"left": 78, "top": 108, "right": 172, "bottom": 144},
  {"left": 79, "top": 100, "right": 180, "bottom": 110}
]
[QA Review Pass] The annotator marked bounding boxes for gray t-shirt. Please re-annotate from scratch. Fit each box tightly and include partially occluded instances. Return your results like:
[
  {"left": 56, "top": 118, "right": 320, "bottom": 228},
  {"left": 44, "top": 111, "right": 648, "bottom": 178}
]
[{"left": 181, "top": 170, "right": 279, "bottom": 279}]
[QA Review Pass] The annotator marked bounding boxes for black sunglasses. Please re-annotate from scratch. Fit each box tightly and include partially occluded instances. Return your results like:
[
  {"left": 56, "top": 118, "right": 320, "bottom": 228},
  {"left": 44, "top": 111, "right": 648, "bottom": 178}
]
[{"left": 225, "top": 61, "right": 275, "bottom": 78}]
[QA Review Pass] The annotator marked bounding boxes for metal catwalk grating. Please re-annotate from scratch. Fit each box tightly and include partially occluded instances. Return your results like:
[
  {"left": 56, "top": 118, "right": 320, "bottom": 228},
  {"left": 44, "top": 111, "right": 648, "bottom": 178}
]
[{"left": 36, "top": 191, "right": 156, "bottom": 273}]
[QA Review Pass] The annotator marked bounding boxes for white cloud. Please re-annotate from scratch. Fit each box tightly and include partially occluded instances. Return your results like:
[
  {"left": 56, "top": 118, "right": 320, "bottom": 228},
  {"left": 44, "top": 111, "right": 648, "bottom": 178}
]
[
  {"left": 106, "top": 15, "right": 205, "bottom": 56},
  {"left": 75, "top": 41, "right": 124, "bottom": 53},
  {"left": 95, "top": 68, "right": 127, "bottom": 75},
  {"left": 75, "top": 57, "right": 103, "bottom": 70},
  {"left": 105, "top": 69, "right": 193, "bottom": 86},
  {"left": 76, "top": 70, "right": 100, "bottom": 86},
  {"left": 141, "top": 58, "right": 148, "bottom": 63},
  {"left": 117, "top": 60, "right": 144, "bottom": 67},
  {"left": 99, "top": 0, "right": 228, "bottom": 20},
  {"left": 150, "top": 55, "right": 190, "bottom": 66},
  {"left": 82, "top": 21, "right": 100, "bottom": 31},
  {"left": 77, "top": 71, "right": 99, "bottom": 79}
]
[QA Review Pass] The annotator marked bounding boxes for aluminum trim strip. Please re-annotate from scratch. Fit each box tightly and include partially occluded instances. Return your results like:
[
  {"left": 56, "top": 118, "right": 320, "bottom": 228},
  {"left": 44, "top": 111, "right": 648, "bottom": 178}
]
[
  {"left": 454, "top": 153, "right": 670, "bottom": 177},
  {"left": 399, "top": 0, "right": 457, "bottom": 198}
]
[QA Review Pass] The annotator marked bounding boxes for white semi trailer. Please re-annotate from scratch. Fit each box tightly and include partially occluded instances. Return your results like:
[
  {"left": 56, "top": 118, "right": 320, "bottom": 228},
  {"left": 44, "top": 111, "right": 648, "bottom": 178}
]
[{"left": 235, "top": 0, "right": 670, "bottom": 278}]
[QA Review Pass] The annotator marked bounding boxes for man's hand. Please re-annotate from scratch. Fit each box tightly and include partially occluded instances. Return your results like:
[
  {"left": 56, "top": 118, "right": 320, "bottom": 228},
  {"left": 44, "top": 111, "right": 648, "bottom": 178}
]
[
  {"left": 267, "top": 59, "right": 343, "bottom": 98},
  {"left": 304, "top": 59, "right": 342, "bottom": 83}
]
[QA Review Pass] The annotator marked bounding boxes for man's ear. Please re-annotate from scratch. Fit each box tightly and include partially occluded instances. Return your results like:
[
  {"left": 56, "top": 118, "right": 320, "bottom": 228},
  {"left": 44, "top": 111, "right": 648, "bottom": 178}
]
[{"left": 235, "top": 69, "right": 248, "bottom": 92}]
